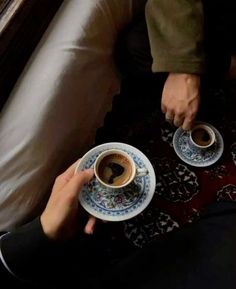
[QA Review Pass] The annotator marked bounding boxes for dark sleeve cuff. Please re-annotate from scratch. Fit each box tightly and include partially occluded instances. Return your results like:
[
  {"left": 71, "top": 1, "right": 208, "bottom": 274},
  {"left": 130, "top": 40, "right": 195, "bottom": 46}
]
[{"left": 0, "top": 217, "right": 55, "bottom": 281}]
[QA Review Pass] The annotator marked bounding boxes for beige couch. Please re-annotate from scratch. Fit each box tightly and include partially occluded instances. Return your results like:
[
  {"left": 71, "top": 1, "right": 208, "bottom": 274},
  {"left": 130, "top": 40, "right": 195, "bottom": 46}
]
[{"left": 0, "top": 0, "right": 147, "bottom": 231}]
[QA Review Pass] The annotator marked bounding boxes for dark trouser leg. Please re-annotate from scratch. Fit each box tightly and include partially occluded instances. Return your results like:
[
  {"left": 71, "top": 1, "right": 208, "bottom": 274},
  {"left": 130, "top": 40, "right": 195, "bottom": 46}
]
[
  {"left": 113, "top": 13, "right": 167, "bottom": 101},
  {"left": 202, "top": 0, "right": 235, "bottom": 81},
  {"left": 199, "top": 1, "right": 236, "bottom": 121},
  {"left": 95, "top": 15, "right": 166, "bottom": 145},
  {"left": 108, "top": 201, "right": 236, "bottom": 289},
  {"left": 114, "top": 14, "right": 153, "bottom": 77}
]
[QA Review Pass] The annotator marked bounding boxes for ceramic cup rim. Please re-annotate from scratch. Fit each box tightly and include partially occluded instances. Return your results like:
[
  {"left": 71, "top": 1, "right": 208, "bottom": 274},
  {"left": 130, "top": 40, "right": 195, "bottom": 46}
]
[
  {"left": 94, "top": 149, "right": 136, "bottom": 189},
  {"left": 189, "top": 124, "right": 215, "bottom": 149}
]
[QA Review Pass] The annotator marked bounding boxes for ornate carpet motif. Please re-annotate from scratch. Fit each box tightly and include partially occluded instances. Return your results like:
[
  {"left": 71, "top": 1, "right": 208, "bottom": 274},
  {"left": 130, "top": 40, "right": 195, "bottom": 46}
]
[{"left": 95, "top": 77, "right": 236, "bottom": 247}]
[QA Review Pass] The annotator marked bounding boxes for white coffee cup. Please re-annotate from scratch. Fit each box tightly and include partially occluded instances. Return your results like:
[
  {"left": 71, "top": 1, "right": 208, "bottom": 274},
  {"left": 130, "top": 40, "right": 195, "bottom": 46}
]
[
  {"left": 94, "top": 149, "right": 148, "bottom": 189},
  {"left": 189, "top": 123, "right": 216, "bottom": 149}
]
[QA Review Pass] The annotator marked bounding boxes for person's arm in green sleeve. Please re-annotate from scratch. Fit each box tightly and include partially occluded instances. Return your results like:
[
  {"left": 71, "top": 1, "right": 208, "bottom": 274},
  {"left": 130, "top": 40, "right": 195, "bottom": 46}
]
[{"left": 146, "top": 0, "right": 205, "bottom": 130}]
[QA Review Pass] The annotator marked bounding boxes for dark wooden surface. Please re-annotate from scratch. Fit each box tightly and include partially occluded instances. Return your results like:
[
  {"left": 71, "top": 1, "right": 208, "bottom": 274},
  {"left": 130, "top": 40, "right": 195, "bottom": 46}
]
[{"left": 0, "top": 0, "right": 63, "bottom": 110}]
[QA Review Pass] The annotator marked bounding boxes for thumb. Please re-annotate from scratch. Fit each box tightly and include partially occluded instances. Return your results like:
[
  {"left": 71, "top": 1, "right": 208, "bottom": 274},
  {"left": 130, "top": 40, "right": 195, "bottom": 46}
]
[{"left": 66, "top": 168, "right": 94, "bottom": 197}]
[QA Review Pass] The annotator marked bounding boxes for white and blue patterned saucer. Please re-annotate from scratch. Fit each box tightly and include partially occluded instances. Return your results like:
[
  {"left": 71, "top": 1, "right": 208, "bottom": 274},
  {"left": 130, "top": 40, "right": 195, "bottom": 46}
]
[
  {"left": 173, "top": 122, "right": 224, "bottom": 167},
  {"left": 75, "top": 142, "right": 156, "bottom": 221}
]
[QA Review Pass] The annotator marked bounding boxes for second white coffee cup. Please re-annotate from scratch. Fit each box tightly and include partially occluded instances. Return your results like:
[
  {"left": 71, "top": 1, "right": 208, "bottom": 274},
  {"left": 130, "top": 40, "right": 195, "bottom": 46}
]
[{"left": 189, "top": 123, "right": 216, "bottom": 150}]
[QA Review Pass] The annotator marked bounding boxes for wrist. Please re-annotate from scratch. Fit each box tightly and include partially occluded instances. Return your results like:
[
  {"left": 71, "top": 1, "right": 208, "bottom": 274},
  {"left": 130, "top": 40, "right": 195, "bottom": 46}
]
[
  {"left": 168, "top": 72, "right": 200, "bottom": 85},
  {"left": 40, "top": 214, "right": 56, "bottom": 241}
]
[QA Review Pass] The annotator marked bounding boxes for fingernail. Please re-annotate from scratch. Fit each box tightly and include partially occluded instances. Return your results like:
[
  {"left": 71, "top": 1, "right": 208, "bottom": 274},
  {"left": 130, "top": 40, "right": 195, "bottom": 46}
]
[{"left": 84, "top": 225, "right": 94, "bottom": 235}]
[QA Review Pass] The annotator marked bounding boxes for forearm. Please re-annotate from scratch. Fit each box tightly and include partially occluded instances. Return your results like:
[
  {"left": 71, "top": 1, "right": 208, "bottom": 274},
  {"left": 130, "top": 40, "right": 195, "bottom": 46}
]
[
  {"left": 0, "top": 218, "right": 55, "bottom": 286},
  {"left": 0, "top": 235, "right": 20, "bottom": 286},
  {"left": 0, "top": 217, "right": 106, "bottom": 288},
  {"left": 145, "top": 0, "right": 205, "bottom": 74}
]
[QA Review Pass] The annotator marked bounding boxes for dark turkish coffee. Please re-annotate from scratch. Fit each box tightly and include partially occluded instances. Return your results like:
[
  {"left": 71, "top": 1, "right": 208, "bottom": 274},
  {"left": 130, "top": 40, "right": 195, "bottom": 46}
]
[
  {"left": 191, "top": 128, "right": 212, "bottom": 147},
  {"left": 97, "top": 153, "right": 132, "bottom": 186}
]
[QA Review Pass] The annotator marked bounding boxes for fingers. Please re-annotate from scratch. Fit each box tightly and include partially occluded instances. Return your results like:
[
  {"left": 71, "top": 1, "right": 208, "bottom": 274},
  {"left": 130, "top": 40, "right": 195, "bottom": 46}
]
[
  {"left": 84, "top": 215, "right": 97, "bottom": 235},
  {"left": 182, "top": 117, "right": 194, "bottom": 131},
  {"left": 66, "top": 169, "right": 94, "bottom": 198},
  {"left": 44, "top": 162, "right": 95, "bottom": 240},
  {"left": 161, "top": 73, "right": 200, "bottom": 130},
  {"left": 181, "top": 109, "right": 197, "bottom": 130},
  {"left": 165, "top": 109, "right": 196, "bottom": 130},
  {"left": 173, "top": 115, "right": 184, "bottom": 127},
  {"left": 53, "top": 160, "right": 81, "bottom": 191},
  {"left": 165, "top": 110, "right": 174, "bottom": 124},
  {"left": 161, "top": 102, "right": 167, "bottom": 114},
  {"left": 166, "top": 113, "right": 194, "bottom": 130},
  {"left": 165, "top": 111, "right": 174, "bottom": 123},
  {"left": 62, "top": 159, "right": 81, "bottom": 180}
]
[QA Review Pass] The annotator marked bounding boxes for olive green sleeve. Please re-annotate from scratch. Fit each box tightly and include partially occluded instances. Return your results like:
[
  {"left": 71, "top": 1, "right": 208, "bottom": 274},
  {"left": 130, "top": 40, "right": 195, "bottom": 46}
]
[{"left": 145, "top": 0, "right": 205, "bottom": 74}]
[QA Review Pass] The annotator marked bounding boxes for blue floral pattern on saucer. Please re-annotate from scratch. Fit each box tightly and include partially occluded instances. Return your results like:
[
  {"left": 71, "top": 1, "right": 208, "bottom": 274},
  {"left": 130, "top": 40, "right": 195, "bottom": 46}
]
[
  {"left": 76, "top": 142, "right": 156, "bottom": 221},
  {"left": 173, "top": 123, "right": 224, "bottom": 167}
]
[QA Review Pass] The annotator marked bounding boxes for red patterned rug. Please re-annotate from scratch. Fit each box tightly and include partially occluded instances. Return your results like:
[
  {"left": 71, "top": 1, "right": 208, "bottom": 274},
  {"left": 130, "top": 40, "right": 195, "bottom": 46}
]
[{"left": 95, "top": 75, "right": 236, "bottom": 248}]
